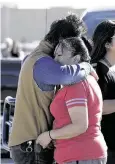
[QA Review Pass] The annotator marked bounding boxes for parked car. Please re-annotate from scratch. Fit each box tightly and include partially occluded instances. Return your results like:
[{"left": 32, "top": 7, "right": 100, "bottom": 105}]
[{"left": 81, "top": 7, "right": 115, "bottom": 38}]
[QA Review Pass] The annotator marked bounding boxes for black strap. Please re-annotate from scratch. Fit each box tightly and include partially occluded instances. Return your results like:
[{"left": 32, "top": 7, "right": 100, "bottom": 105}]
[{"left": 103, "top": 57, "right": 112, "bottom": 67}]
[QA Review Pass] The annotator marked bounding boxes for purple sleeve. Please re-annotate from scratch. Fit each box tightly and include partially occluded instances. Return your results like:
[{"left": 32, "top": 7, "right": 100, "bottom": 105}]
[{"left": 33, "top": 56, "right": 88, "bottom": 85}]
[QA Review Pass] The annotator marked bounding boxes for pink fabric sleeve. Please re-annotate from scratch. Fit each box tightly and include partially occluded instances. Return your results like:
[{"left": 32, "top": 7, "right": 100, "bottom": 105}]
[{"left": 65, "top": 82, "right": 88, "bottom": 109}]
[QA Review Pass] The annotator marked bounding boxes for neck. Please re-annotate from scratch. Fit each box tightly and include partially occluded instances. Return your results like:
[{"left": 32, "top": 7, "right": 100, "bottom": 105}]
[{"left": 105, "top": 52, "right": 115, "bottom": 66}]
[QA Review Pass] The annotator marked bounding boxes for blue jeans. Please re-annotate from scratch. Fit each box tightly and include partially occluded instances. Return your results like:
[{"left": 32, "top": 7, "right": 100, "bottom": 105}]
[{"left": 10, "top": 141, "right": 54, "bottom": 164}]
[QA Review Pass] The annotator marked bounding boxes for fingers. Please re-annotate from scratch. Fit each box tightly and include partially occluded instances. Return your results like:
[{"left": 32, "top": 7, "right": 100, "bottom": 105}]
[
  {"left": 90, "top": 66, "right": 99, "bottom": 81},
  {"left": 42, "top": 145, "right": 47, "bottom": 149},
  {"left": 36, "top": 138, "right": 39, "bottom": 144},
  {"left": 90, "top": 71, "right": 99, "bottom": 81},
  {"left": 36, "top": 139, "right": 47, "bottom": 149}
]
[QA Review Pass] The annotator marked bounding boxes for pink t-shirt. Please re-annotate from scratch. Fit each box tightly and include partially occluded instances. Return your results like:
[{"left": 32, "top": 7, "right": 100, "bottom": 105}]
[{"left": 50, "top": 76, "right": 107, "bottom": 164}]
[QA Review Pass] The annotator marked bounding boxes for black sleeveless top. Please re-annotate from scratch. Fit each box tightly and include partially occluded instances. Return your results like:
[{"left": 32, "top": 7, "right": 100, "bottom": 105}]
[{"left": 96, "top": 61, "right": 115, "bottom": 151}]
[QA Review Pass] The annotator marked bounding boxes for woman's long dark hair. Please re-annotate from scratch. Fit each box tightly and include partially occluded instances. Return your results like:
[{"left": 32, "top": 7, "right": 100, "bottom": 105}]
[
  {"left": 81, "top": 36, "right": 93, "bottom": 54},
  {"left": 91, "top": 20, "right": 115, "bottom": 64}
]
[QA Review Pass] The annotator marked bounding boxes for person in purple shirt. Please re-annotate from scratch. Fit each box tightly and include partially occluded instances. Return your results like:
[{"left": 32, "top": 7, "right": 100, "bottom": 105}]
[{"left": 32, "top": 15, "right": 97, "bottom": 92}]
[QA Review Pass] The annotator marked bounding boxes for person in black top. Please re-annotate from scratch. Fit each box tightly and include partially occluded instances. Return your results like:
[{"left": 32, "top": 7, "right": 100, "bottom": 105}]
[{"left": 91, "top": 20, "right": 115, "bottom": 164}]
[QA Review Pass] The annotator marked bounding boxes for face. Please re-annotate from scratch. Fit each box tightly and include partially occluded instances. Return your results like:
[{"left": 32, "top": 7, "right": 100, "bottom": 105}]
[
  {"left": 108, "top": 34, "right": 115, "bottom": 54},
  {"left": 54, "top": 43, "right": 80, "bottom": 65}
]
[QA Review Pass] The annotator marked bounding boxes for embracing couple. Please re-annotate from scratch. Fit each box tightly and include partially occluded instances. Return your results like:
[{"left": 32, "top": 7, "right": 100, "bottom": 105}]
[{"left": 8, "top": 14, "right": 107, "bottom": 164}]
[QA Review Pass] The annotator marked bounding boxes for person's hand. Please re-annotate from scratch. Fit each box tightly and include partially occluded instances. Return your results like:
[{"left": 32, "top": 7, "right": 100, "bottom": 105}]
[
  {"left": 80, "top": 62, "right": 99, "bottom": 81},
  {"left": 90, "top": 66, "right": 99, "bottom": 81},
  {"left": 36, "top": 131, "right": 52, "bottom": 149}
]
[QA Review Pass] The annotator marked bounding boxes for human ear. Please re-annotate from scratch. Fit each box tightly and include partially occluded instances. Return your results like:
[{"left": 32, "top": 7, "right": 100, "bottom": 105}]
[
  {"left": 72, "top": 55, "right": 81, "bottom": 63},
  {"left": 105, "top": 43, "right": 111, "bottom": 49}
]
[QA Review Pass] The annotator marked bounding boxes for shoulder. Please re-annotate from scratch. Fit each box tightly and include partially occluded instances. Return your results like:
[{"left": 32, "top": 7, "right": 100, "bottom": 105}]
[
  {"left": 33, "top": 56, "right": 52, "bottom": 70},
  {"left": 97, "top": 61, "right": 107, "bottom": 70},
  {"left": 65, "top": 80, "right": 89, "bottom": 95},
  {"left": 34, "top": 56, "right": 52, "bottom": 65},
  {"left": 96, "top": 61, "right": 109, "bottom": 76},
  {"left": 67, "top": 76, "right": 101, "bottom": 97}
]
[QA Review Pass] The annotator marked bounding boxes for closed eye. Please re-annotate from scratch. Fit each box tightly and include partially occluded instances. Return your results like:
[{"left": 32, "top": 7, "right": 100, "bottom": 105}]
[
  {"left": 57, "top": 54, "right": 62, "bottom": 57},
  {"left": 54, "top": 53, "right": 62, "bottom": 57}
]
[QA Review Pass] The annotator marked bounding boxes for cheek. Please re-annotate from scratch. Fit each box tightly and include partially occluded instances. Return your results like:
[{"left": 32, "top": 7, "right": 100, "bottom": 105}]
[
  {"left": 113, "top": 41, "right": 115, "bottom": 47},
  {"left": 112, "top": 37, "right": 115, "bottom": 47},
  {"left": 111, "top": 43, "right": 115, "bottom": 51},
  {"left": 54, "top": 55, "right": 62, "bottom": 62},
  {"left": 60, "top": 57, "right": 71, "bottom": 65},
  {"left": 54, "top": 56, "right": 65, "bottom": 64},
  {"left": 59, "top": 58, "right": 68, "bottom": 65}
]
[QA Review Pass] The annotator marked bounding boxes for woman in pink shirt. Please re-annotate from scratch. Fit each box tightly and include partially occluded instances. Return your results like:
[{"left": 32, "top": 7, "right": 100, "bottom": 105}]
[{"left": 36, "top": 37, "right": 107, "bottom": 164}]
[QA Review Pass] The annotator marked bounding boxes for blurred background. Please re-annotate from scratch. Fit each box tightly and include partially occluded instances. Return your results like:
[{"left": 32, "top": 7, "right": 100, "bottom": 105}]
[
  {"left": 0, "top": 0, "right": 115, "bottom": 58},
  {"left": 0, "top": 1, "right": 86, "bottom": 59},
  {"left": 0, "top": 0, "right": 115, "bottom": 163}
]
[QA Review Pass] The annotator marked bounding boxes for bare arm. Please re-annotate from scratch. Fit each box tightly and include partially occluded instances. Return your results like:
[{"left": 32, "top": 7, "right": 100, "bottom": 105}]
[
  {"left": 50, "top": 82, "right": 88, "bottom": 139},
  {"left": 36, "top": 82, "right": 88, "bottom": 148},
  {"left": 50, "top": 106, "right": 88, "bottom": 139}
]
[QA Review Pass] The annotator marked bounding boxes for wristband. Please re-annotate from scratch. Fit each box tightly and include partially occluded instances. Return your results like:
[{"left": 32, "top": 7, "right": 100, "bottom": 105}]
[{"left": 49, "top": 131, "right": 53, "bottom": 140}]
